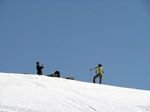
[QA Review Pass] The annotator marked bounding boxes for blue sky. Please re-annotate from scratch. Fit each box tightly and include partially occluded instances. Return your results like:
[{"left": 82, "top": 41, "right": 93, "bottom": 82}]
[{"left": 0, "top": 0, "right": 150, "bottom": 90}]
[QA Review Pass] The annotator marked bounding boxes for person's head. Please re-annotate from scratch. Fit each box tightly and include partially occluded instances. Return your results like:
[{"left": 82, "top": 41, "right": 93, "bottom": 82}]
[
  {"left": 36, "top": 62, "right": 40, "bottom": 65},
  {"left": 98, "top": 64, "right": 102, "bottom": 67}
]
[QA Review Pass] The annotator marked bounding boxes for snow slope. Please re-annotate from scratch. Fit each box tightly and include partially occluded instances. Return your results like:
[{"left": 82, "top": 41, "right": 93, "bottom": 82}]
[{"left": 0, "top": 73, "right": 150, "bottom": 112}]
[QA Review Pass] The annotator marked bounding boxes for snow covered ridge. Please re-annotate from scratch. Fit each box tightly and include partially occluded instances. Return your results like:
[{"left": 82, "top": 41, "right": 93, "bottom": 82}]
[{"left": 0, "top": 72, "right": 150, "bottom": 112}]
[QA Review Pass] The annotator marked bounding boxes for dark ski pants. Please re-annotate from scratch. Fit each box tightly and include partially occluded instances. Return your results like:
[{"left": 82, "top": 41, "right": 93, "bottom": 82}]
[
  {"left": 93, "top": 73, "right": 102, "bottom": 84},
  {"left": 37, "top": 73, "right": 42, "bottom": 75}
]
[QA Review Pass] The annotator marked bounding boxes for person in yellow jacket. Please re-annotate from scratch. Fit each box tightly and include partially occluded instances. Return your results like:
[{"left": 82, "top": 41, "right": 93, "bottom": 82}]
[{"left": 90, "top": 64, "right": 103, "bottom": 84}]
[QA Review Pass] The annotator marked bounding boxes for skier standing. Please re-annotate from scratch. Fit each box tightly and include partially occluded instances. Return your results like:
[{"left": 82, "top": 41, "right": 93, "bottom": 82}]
[
  {"left": 36, "top": 62, "right": 44, "bottom": 75},
  {"left": 90, "top": 64, "right": 103, "bottom": 84}
]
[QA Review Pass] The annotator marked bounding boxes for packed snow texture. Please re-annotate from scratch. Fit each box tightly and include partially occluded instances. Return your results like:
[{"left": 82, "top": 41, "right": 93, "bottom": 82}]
[{"left": 0, "top": 73, "right": 150, "bottom": 112}]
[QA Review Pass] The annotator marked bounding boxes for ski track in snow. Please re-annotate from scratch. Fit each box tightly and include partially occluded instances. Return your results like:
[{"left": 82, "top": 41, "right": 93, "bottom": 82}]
[
  {"left": 0, "top": 72, "right": 150, "bottom": 112},
  {"left": 0, "top": 105, "right": 41, "bottom": 112}
]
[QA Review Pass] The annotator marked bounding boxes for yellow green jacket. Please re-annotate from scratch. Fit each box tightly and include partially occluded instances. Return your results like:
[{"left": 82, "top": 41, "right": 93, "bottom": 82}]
[{"left": 93, "top": 66, "right": 103, "bottom": 74}]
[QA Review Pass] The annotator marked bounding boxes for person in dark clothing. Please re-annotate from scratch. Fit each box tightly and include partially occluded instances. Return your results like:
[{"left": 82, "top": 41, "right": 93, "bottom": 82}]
[
  {"left": 53, "top": 71, "right": 60, "bottom": 77},
  {"left": 47, "top": 71, "right": 60, "bottom": 77},
  {"left": 36, "top": 62, "right": 44, "bottom": 75}
]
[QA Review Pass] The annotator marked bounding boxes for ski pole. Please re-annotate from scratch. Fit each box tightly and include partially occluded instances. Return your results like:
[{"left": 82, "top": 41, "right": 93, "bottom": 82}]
[
  {"left": 95, "top": 70, "right": 97, "bottom": 74},
  {"left": 90, "top": 69, "right": 92, "bottom": 83}
]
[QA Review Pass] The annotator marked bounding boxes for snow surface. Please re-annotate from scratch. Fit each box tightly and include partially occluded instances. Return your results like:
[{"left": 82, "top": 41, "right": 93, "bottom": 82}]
[{"left": 0, "top": 73, "right": 150, "bottom": 112}]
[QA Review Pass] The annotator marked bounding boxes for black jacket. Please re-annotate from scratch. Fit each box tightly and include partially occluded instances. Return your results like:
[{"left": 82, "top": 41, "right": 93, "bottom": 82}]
[{"left": 36, "top": 65, "right": 44, "bottom": 75}]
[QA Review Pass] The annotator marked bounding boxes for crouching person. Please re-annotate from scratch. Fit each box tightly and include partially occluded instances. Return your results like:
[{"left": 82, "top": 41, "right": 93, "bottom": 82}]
[{"left": 48, "top": 71, "right": 60, "bottom": 77}]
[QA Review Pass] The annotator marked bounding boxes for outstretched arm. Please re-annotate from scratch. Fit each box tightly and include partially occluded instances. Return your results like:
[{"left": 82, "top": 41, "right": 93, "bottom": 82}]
[
  {"left": 40, "top": 64, "right": 44, "bottom": 69},
  {"left": 90, "top": 67, "right": 98, "bottom": 71}
]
